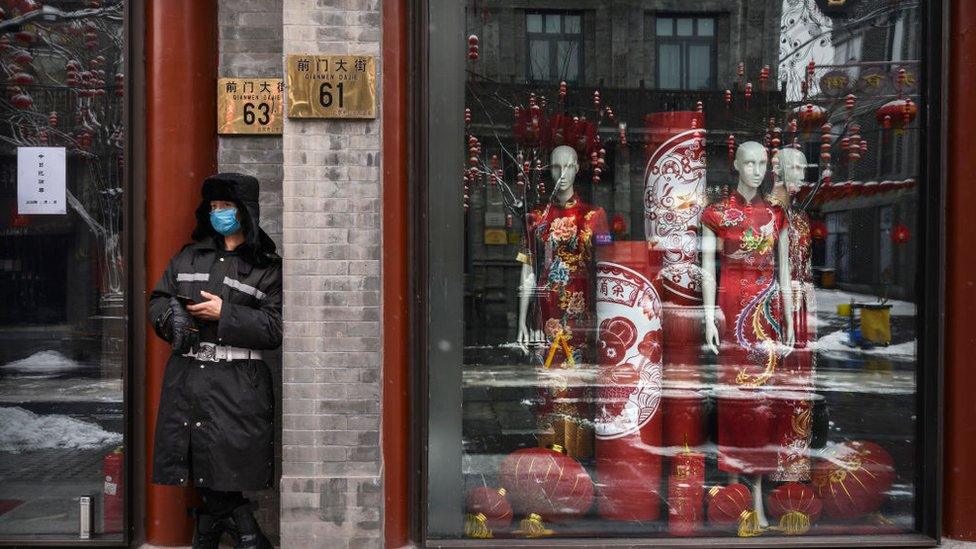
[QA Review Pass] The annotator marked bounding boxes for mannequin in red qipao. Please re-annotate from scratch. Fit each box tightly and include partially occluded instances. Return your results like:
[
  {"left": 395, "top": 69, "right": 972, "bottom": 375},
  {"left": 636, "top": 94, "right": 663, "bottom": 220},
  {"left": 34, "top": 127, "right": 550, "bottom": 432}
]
[
  {"left": 701, "top": 141, "right": 794, "bottom": 527},
  {"left": 517, "top": 145, "right": 610, "bottom": 458}
]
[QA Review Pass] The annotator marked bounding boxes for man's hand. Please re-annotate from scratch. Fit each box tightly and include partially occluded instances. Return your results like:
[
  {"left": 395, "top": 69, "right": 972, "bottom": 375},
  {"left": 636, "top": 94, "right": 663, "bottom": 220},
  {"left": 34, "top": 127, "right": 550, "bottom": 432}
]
[
  {"left": 187, "top": 291, "right": 222, "bottom": 321},
  {"left": 168, "top": 297, "right": 199, "bottom": 354}
]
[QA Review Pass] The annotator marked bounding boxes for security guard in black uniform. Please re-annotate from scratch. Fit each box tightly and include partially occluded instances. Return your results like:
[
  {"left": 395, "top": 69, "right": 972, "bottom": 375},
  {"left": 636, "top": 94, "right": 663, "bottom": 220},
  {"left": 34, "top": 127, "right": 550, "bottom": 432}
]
[{"left": 149, "top": 173, "right": 280, "bottom": 549}]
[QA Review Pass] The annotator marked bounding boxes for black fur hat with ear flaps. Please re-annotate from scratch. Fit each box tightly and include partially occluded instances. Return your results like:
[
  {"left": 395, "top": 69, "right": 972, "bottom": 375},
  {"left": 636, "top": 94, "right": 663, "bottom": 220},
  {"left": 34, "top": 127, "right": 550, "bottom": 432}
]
[{"left": 192, "top": 173, "right": 279, "bottom": 268}]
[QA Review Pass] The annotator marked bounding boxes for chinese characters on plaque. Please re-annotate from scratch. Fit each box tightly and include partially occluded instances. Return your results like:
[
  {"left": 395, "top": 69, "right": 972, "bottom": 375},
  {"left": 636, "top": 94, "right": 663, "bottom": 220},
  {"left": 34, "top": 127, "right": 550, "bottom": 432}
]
[
  {"left": 17, "top": 147, "right": 66, "bottom": 215},
  {"left": 285, "top": 55, "right": 377, "bottom": 119},
  {"left": 217, "top": 78, "right": 283, "bottom": 135}
]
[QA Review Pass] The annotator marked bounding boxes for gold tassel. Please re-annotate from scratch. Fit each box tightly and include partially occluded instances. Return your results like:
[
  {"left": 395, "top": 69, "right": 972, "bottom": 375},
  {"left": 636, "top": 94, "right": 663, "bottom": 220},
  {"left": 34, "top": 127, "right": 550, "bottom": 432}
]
[
  {"left": 777, "top": 511, "right": 811, "bottom": 536},
  {"left": 737, "top": 510, "right": 763, "bottom": 538},
  {"left": 464, "top": 513, "right": 492, "bottom": 539},
  {"left": 708, "top": 485, "right": 722, "bottom": 499},
  {"left": 516, "top": 513, "right": 553, "bottom": 538}
]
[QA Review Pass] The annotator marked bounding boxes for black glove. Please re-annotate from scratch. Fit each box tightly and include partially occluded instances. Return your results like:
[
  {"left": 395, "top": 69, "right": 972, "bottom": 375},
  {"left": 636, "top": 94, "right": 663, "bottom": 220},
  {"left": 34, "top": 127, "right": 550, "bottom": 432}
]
[{"left": 168, "top": 297, "right": 199, "bottom": 354}]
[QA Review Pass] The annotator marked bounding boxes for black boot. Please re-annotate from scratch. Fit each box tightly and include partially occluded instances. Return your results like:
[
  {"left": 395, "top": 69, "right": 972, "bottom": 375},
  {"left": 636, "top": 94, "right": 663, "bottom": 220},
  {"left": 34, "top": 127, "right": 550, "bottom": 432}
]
[
  {"left": 190, "top": 509, "right": 225, "bottom": 549},
  {"left": 229, "top": 504, "right": 272, "bottom": 549}
]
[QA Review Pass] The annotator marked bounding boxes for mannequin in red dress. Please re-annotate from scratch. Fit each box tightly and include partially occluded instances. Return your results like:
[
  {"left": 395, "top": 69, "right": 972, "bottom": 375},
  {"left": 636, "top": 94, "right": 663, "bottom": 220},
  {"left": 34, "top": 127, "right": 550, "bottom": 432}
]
[
  {"left": 768, "top": 147, "right": 817, "bottom": 483},
  {"left": 701, "top": 141, "right": 794, "bottom": 527},
  {"left": 517, "top": 145, "right": 609, "bottom": 458}
]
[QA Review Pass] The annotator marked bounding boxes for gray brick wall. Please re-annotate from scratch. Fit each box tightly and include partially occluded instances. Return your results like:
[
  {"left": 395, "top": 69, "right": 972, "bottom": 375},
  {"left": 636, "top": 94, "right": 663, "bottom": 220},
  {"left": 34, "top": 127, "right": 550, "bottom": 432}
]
[
  {"left": 217, "top": 0, "right": 284, "bottom": 540},
  {"left": 282, "top": 1, "right": 384, "bottom": 547}
]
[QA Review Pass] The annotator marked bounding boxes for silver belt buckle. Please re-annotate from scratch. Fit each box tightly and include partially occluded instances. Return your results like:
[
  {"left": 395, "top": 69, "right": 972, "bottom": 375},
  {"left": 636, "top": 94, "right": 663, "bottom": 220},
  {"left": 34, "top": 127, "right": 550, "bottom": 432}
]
[{"left": 196, "top": 342, "right": 218, "bottom": 362}]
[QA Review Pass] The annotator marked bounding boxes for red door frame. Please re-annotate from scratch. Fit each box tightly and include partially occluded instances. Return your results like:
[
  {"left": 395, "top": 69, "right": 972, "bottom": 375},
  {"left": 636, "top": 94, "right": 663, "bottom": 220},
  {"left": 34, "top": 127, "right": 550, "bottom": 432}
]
[
  {"left": 382, "top": 0, "right": 411, "bottom": 546},
  {"left": 144, "top": 0, "right": 218, "bottom": 544}
]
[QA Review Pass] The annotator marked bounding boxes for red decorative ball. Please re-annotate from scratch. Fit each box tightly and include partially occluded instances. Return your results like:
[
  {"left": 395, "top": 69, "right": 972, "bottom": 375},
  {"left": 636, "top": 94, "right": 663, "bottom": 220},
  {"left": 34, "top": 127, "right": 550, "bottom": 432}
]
[
  {"left": 466, "top": 487, "right": 513, "bottom": 529},
  {"left": 498, "top": 447, "right": 594, "bottom": 520},
  {"left": 811, "top": 440, "right": 895, "bottom": 520},
  {"left": 706, "top": 483, "right": 752, "bottom": 525},
  {"left": 767, "top": 482, "right": 822, "bottom": 527}
]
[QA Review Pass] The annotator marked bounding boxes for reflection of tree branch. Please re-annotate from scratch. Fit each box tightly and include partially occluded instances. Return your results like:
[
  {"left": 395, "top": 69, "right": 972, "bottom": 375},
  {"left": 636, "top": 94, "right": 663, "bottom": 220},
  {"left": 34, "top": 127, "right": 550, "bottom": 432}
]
[
  {"left": 67, "top": 189, "right": 106, "bottom": 237},
  {"left": 778, "top": 2, "right": 919, "bottom": 64},
  {"left": 0, "top": 3, "right": 122, "bottom": 33}
]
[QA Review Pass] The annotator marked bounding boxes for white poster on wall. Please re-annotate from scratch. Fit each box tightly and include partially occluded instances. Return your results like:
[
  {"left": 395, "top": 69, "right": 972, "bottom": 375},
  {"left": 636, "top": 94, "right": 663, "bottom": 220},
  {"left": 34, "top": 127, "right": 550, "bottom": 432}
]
[{"left": 17, "top": 147, "right": 66, "bottom": 215}]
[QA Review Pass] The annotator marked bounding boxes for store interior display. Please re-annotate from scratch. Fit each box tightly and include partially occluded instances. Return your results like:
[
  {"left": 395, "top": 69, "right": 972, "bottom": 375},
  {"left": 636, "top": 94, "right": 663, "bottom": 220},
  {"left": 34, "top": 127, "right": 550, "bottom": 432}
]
[{"left": 454, "top": 0, "right": 922, "bottom": 541}]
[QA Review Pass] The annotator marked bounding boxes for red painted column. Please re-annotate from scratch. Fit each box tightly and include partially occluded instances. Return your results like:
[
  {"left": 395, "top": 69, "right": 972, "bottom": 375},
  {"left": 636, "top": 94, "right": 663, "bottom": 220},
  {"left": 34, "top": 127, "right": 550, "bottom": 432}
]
[
  {"left": 144, "top": 0, "right": 218, "bottom": 544},
  {"left": 945, "top": 0, "right": 976, "bottom": 540},
  {"left": 382, "top": 0, "right": 411, "bottom": 546}
]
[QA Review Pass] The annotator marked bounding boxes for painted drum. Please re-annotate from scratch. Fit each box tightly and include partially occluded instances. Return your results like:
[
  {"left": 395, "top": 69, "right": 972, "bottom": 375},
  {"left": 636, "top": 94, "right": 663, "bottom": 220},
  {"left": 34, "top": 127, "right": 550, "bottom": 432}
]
[
  {"left": 714, "top": 387, "right": 772, "bottom": 474},
  {"left": 661, "top": 388, "right": 707, "bottom": 448}
]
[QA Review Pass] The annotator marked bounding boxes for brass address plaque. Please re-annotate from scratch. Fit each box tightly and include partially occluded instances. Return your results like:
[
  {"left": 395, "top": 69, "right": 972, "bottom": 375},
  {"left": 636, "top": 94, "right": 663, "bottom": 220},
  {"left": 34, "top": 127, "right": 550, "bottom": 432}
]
[
  {"left": 286, "top": 55, "right": 377, "bottom": 119},
  {"left": 217, "top": 78, "right": 283, "bottom": 135}
]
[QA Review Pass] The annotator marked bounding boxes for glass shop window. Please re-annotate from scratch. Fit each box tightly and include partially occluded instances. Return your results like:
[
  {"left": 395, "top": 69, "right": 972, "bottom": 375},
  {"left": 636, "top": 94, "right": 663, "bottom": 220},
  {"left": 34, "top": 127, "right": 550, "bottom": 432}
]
[
  {"left": 656, "top": 16, "right": 716, "bottom": 90},
  {"left": 527, "top": 12, "right": 583, "bottom": 83},
  {"left": 0, "top": 0, "right": 130, "bottom": 543},
  {"left": 430, "top": 0, "right": 936, "bottom": 544}
]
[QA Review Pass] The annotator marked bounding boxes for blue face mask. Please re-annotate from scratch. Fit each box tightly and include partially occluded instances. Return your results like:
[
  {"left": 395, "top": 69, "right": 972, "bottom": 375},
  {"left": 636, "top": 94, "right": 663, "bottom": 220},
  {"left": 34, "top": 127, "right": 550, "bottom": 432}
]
[{"left": 210, "top": 208, "right": 241, "bottom": 236}]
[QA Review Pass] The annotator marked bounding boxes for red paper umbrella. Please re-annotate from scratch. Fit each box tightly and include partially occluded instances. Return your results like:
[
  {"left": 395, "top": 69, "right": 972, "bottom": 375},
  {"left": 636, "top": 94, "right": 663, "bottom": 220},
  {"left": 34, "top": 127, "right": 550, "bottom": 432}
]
[
  {"left": 498, "top": 446, "right": 594, "bottom": 520},
  {"left": 811, "top": 440, "right": 895, "bottom": 520},
  {"left": 707, "top": 483, "right": 760, "bottom": 537},
  {"left": 767, "top": 482, "right": 823, "bottom": 535}
]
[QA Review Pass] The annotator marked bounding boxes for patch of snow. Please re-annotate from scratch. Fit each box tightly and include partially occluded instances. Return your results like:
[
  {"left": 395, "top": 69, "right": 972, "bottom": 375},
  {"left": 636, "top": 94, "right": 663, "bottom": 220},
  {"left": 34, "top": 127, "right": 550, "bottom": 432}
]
[
  {"left": 0, "top": 407, "right": 122, "bottom": 453},
  {"left": 814, "top": 329, "right": 916, "bottom": 358},
  {"left": 0, "top": 350, "right": 88, "bottom": 376},
  {"left": 815, "top": 289, "right": 916, "bottom": 317}
]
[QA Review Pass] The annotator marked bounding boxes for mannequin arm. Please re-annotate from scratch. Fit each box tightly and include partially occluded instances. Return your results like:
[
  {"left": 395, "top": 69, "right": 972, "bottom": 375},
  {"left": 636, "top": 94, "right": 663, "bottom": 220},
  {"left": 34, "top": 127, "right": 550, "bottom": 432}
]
[
  {"left": 701, "top": 226, "right": 721, "bottom": 354},
  {"left": 517, "top": 262, "right": 536, "bottom": 348},
  {"left": 778, "top": 227, "right": 795, "bottom": 351}
]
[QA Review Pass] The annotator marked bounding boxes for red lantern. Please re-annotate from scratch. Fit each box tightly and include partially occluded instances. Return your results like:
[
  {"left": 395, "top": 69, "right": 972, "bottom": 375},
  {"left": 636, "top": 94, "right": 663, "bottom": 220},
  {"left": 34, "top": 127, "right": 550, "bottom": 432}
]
[
  {"left": 810, "top": 220, "right": 828, "bottom": 241},
  {"left": 466, "top": 487, "right": 513, "bottom": 531},
  {"left": 707, "top": 483, "right": 760, "bottom": 537},
  {"left": 668, "top": 451, "right": 705, "bottom": 536},
  {"left": 891, "top": 224, "right": 911, "bottom": 244},
  {"left": 766, "top": 482, "right": 822, "bottom": 535},
  {"left": 12, "top": 51, "right": 31, "bottom": 66},
  {"left": 811, "top": 440, "right": 895, "bottom": 520},
  {"left": 724, "top": 89, "right": 732, "bottom": 108},
  {"left": 467, "top": 34, "right": 479, "bottom": 60},
  {"left": 744, "top": 82, "right": 753, "bottom": 105},
  {"left": 593, "top": 90, "right": 601, "bottom": 108},
  {"left": 10, "top": 93, "right": 31, "bottom": 110},
  {"left": 791, "top": 103, "right": 826, "bottom": 132},
  {"left": 11, "top": 72, "right": 33, "bottom": 85},
  {"left": 559, "top": 80, "right": 567, "bottom": 100},
  {"left": 498, "top": 446, "right": 594, "bottom": 520},
  {"left": 876, "top": 99, "right": 917, "bottom": 130}
]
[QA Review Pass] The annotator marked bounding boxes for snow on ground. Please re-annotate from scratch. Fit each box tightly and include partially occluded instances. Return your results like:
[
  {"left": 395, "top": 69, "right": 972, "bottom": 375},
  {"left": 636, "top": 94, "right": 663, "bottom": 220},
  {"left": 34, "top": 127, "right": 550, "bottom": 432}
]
[
  {"left": 0, "top": 350, "right": 88, "bottom": 377},
  {"left": 815, "top": 288, "right": 916, "bottom": 317},
  {"left": 0, "top": 406, "right": 122, "bottom": 453},
  {"left": 814, "top": 328, "right": 917, "bottom": 359}
]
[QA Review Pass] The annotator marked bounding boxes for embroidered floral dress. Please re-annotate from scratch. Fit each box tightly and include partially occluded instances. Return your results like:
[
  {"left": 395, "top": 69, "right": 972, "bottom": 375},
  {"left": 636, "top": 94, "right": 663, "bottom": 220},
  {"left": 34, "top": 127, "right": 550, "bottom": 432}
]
[
  {"left": 526, "top": 194, "right": 609, "bottom": 458},
  {"left": 701, "top": 191, "right": 786, "bottom": 387},
  {"left": 781, "top": 206, "right": 816, "bottom": 387}
]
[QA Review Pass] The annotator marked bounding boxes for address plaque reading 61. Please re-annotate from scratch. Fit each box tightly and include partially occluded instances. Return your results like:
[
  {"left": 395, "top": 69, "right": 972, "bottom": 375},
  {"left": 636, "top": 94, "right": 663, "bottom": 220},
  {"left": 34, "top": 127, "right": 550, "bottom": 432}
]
[{"left": 285, "top": 54, "right": 377, "bottom": 119}]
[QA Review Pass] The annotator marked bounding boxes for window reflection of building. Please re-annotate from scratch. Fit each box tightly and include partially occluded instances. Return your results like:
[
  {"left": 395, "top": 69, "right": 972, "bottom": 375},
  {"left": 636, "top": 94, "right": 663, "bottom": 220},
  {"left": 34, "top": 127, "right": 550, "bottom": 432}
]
[
  {"left": 655, "top": 15, "right": 716, "bottom": 90},
  {"left": 526, "top": 11, "right": 583, "bottom": 82}
]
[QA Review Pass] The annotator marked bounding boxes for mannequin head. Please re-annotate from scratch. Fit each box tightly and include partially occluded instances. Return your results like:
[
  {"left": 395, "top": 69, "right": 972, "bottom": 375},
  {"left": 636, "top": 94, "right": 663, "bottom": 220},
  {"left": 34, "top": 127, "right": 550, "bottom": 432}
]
[
  {"left": 775, "top": 147, "right": 806, "bottom": 191},
  {"left": 733, "top": 141, "right": 768, "bottom": 194},
  {"left": 550, "top": 145, "right": 579, "bottom": 202}
]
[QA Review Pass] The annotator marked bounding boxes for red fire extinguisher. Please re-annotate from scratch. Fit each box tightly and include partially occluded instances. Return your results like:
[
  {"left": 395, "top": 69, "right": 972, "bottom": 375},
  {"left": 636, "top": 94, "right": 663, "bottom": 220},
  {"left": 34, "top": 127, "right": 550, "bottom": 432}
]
[{"left": 103, "top": 446, "right": 123, "bottom": 534}]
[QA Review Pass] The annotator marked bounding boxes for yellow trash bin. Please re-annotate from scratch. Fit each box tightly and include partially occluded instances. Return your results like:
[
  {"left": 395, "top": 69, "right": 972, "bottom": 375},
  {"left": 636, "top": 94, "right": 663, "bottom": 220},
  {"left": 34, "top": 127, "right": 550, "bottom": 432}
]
[
  {"left": 837, "top": 302, "right": 852, "bottom": 317},
  {"left": 860, "top": 304, "right": 892, "bottom": 345}
]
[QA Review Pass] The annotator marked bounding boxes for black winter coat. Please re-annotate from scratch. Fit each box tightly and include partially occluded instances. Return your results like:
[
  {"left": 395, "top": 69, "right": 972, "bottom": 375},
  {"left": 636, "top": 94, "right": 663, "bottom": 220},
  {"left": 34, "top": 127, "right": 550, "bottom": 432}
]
[{"left": 148, "top": 173, "right": 281, "bottom": 491}]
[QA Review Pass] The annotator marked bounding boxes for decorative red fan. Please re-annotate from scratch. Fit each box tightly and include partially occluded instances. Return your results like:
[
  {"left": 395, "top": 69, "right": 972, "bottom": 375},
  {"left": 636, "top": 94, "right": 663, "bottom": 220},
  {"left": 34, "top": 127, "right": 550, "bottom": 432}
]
[
  {"left": 811, "top": 440, "right": 895, "bottom": 520},
  {"left": 706, "top": 483, "right": 760, "bottom": 537},
  {"left": 498, "top": 446, "right": 594, "bottom": 521},
  {"left": 766, "top": 482, "right": 823, "bottom": 535}
]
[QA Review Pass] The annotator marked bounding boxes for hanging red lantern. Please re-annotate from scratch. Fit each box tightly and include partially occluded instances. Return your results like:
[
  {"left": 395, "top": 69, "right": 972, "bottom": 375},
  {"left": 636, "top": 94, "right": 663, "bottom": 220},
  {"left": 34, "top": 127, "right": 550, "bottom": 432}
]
[
  {"left": 759, "top": 65, "right": 770, "bottom": 90},
  {"left": 727, "top": 134, "right": 736, "bottom": 169},
  {"left": 467, "top": 34, "right": 479, "bottom": 60},
  {"left": 791, "top": 103, "right": 826, "bottom": 133},
  {"left": 48, "top": 111, "right": 57, "bottom": 126},
  {"left": 891, "top": 224, "right": 911, "bottom": 244},
  {"left": 724, "top": 89, "right": 732, "bottom": 108},
  {"left": 744, "top": 83, "right": 752, "bottom": 106},
  {"left": 10, "top": 93, "right": 32, "bottom": 110},
  {"left": 696, "top": 100, "right": 704, "bottom": 113},
  {"left": 737, "top": 62, "right": 744, "bottom": 79},
  {"left": 845, "top": 93, "right": 856, "bottom": 113},
  {"left": 707, "top": 483, "right": 760, "bottom": 537},
  {"left": 810, "top": 220, "right": 828, "bottom": 240},
  {"left": 593, "top": 90, "right": 601, "bottom": 108},
  {"left": 811, "top": 440, "right": 895, "bottom": 520},
  {"left": 559, "top": 80, "right": 567, "bottom": 100},
  {"left": 13, "top": 51, "right": 31, "bottom": 66},
  {"left": 876, "top": 99, "right": 917, "bottom": 130},
  {"left": 618, "top": 122, "right": 627, "bottom": 147},
  {"left": 498, "top": 446, "right": 594, "bottom": 521},
  {"left": 11, "top": 72, "right": 33, "bottom": 85},
  {"left": 14, "top": 31, "right": 34, "bottom": 43},
  {"left": 766, "top": 483, "right": 823, "bottom": 536}
]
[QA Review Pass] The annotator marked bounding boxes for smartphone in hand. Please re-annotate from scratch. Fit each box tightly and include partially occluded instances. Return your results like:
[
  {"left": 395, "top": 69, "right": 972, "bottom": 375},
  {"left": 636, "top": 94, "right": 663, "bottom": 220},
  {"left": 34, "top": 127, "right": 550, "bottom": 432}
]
[{"left": 176, "top": 295, "right": 198, "bottom": 308}]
